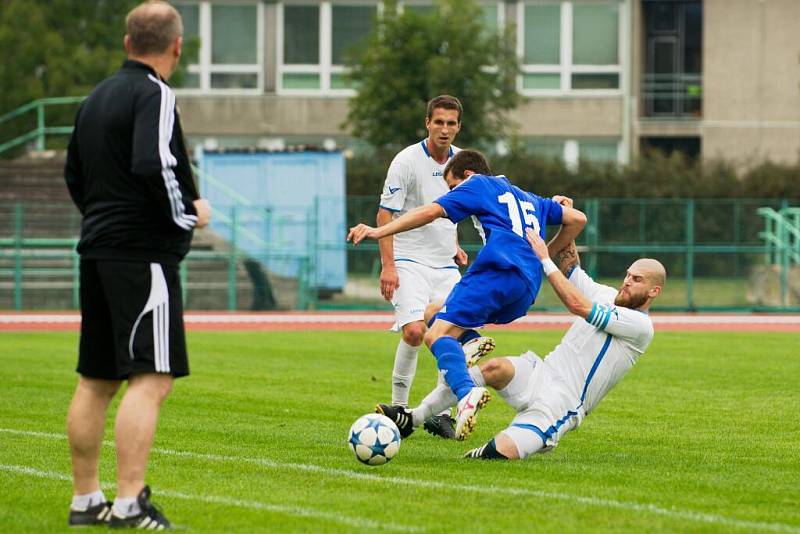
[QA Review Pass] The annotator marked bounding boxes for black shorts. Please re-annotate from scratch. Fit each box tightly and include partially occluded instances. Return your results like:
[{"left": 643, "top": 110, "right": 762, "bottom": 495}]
[{"left": 78, "top": 259, "right": 189, "bottom": 379}]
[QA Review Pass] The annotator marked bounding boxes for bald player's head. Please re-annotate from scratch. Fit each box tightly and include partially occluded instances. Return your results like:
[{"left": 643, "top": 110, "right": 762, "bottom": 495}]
[
  {"left": 613, "top": 258, "right": 666, "bottom": 310},
  {"left": 125, "top": 1, "right": 182, "bottom": 57}
]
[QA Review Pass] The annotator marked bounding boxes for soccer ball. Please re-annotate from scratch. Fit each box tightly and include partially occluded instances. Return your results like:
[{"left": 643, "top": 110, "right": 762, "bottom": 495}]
[{"left": 347, "top": 413, "right": 401, "bottom": 466}]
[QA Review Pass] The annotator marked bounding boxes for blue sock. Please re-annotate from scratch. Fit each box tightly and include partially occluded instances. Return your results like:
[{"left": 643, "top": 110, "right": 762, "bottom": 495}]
[
  {"left": 457, "top": 329, "right": 480, "bottom": 345},
  {"left": 430, "top": 336, "right": 475, "bottom": 400}
]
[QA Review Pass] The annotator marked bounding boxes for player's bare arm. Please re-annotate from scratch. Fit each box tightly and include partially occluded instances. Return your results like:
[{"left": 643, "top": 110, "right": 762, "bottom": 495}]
[
  {"left": 526, "top": 228, "right": 593, "bottom": 319},
  {"left": 348, "top": 203, "right": 445, "bottom": 245},
  {"left": 546, "top": 206, "right": 587, "bottom": 258},
  {"left": 552, "top": 240, "right": 580, "bottom": 277},
  {"left": 376, "top": 208, "right": 399, "bottom": 301}
]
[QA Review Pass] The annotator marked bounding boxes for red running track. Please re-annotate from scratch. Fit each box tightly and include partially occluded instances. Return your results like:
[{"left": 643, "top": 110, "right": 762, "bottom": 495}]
[{"left": 1, "top": 312, "right": 799, "bottom": 332}]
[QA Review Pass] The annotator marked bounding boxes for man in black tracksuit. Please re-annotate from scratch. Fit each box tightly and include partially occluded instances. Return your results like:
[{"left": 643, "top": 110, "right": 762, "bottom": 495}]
[{"left": 64, "top": 1, "right": 210, "bottom": 529}]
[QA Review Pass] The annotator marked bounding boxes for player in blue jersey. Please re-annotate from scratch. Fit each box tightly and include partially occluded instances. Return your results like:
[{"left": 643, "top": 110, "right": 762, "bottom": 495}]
[{"left": 347, "top": 150, "right": 587, "bottom": 439}]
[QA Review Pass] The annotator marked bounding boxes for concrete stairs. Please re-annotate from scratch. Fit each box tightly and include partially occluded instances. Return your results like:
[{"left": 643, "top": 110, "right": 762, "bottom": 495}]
[{"left": 0, "top": 153, "right": 299, "bottom": 310}]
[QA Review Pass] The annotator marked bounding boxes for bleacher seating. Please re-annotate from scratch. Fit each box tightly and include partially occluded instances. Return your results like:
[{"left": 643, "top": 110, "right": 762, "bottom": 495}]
[{"left": 0, "top": 153, "right": 292, "bottom": 310}]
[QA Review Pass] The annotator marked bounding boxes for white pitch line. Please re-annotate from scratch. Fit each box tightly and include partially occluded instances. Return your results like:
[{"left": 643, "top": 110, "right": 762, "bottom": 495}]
[
  {"left": 3, "top": 428, "right": 798, "bottom": 533},
  {"left": 0, "top": 464, "right": 423, "bottom": 533}
]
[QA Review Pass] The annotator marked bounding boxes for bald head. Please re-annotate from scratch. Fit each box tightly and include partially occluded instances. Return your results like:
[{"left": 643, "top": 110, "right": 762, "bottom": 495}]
[
  {"left": 631, "top": 258, "right": 667, "bottom": 288},
  {"left": 126, "top": 1, "right": 182, "bottom": 56},
  {"left": 614, "top": 258, "right": 666, "bottom": 310}
]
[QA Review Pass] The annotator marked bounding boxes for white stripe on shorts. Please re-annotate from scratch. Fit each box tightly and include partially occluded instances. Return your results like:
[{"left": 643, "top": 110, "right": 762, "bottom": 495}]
[{"left": 128, "top": 264, "right": 170, "bottom": 372}]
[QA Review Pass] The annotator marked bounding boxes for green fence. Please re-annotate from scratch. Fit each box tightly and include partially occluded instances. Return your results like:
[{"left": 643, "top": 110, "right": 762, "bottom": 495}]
[
  {"left": 0, "top": 202, "right": 315, "bottom": 311},
  {"left": 344, "top": 196, "right": 800, "bottom": 312},
  {"left": 2, "top": 198, "right": 799, "bottom": 312}
]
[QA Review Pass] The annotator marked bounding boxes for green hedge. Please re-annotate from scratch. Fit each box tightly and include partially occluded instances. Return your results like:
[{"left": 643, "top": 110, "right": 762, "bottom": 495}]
[{"left": 347, "top": 149, "right": 800, "bottom": 200}]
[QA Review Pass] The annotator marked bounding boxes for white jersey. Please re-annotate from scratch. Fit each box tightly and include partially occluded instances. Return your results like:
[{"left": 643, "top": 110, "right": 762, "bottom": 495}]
[
  {"left": 379, "top": 140, "right": 460, "bottom": 268},
  {"left": 543, "top": 266, "right": 654, "bottom": 424}
]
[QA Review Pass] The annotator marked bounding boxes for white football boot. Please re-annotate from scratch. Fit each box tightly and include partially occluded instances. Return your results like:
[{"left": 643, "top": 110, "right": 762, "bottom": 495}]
[
  {"left": 462, "top": 336, "right": 495, "bottom": 368},
  {"left": 454, "top": 386, "right": 491, "bottom": 441}
]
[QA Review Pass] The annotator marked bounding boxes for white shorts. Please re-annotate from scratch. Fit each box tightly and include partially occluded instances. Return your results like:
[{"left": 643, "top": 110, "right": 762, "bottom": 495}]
[
  {"left": 497, "top": 352, "right": 583, "bottom": 459},
  {"left": 390, "top": 261, "right": 461, "bottom": 331}
]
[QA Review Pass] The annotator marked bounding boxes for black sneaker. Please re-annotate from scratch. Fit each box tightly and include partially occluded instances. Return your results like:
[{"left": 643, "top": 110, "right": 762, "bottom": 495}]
[
  {"left": 375, "top": 403, "right": 414, "bottom": 438},
  {"left": 109, "top": 485, "right": 171, "bottom": 530},
  {"left": 423, "top": 414, "right": 456, "bottom": 440},
  {"left": 68, "top": 501, "right": 112, "bottom": 527}
]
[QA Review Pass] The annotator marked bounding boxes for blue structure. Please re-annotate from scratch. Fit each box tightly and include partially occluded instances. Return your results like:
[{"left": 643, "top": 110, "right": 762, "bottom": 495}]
[{"left": 197, "top": 149, "right": 346, "bottom": 292}]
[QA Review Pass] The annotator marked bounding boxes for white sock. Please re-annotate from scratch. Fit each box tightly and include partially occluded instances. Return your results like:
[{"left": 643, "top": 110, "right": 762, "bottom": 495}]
[
  {"left": 71, "top": 490, "right": 106, "bottom": 511},
  {"left": 434, "top": 369, "right": 452, "bottom": 417},
  {"left": 469, "top": 366, "right": 486, "bottom": 387},
  {"left": 412, "top": 383, "right": 457, "bottom": 427},
  {"left": 112, "top": 497, "right": 141, "bottom": 518},
  {"left": 391, "top": 339, "right": 419, "bottom": 407}
]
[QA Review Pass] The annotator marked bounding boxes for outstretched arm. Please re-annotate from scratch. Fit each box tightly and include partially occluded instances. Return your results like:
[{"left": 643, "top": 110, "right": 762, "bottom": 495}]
[
  {"left": 526, "top": 228, "right": 592, "bottom": 319},
  {"left": 347, "top": 203, "right": 445, "bottom": 244},
  {"left": 546, "top": 205, "right": 586, "bottom": 259},
  {"left": 552, "top": 240, "right": 580, "bottom": 277},
  {"left": 547, "top": 196, "right": 580, "bottom": 277}
]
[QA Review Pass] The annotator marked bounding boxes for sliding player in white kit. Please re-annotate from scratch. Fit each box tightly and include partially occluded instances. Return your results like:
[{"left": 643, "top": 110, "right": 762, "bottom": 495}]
[
  {"left": 377, "top": 95, "right": 493, "bottom": 439},
  {"left": 387, "top": 196, "right": 666, "bottom": 458},
  {"left": 463, "top": 227, "right": 665, "bottom": 459}
]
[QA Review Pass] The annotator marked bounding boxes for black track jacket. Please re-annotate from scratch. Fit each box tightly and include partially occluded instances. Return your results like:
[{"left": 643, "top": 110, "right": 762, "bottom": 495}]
[{"left": 65, "top": 59, "right": 199, "bottom": 264}]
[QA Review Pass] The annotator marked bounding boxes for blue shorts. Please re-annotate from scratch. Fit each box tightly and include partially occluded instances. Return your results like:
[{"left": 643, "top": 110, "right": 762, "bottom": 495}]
[{"left": 436, "top": 268, "right": 536, "bottom": 329}]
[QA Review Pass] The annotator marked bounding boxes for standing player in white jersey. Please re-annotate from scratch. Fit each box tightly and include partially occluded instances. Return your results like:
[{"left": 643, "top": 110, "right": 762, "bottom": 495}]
[
  {"left": 376, "top": 95, "right": 492, "bottom": 439},
  {"left": 382, "top": 197, "right": 666, "bottom": 459}
]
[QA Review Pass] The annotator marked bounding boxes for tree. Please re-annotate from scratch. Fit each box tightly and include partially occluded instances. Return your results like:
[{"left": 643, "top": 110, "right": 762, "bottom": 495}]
[
  {"left": 0, "top": 0, "right": 195, "bottom": 154},
  {"left": 344, "top": 0, "right": 519, "bottom": 154}
]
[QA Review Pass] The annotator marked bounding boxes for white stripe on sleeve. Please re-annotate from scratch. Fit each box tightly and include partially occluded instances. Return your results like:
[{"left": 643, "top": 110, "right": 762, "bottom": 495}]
[{"left": 148, "top": 74, "right": 197, "bottom": 231}]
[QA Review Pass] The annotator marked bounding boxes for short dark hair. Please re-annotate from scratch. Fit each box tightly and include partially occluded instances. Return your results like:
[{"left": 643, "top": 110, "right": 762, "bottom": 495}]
[
  {"left": 126, "top": 1, "right": 183, "bottom": 56},
  {"left": 444, "top": 149, "right": 492, "bottom": 180},
  {"left": 426, "top": 95, "right": 463, "bottom": 122}
]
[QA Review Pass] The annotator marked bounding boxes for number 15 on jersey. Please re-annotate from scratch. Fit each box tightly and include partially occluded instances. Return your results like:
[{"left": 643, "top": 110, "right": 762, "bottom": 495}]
[{"left": 498, "top": 192, "right": 541, "bottom": 237}]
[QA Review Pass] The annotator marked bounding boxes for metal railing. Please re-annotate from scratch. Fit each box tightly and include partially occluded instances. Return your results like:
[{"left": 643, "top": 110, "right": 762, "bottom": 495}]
[
  {"left": 0, "top": 97, "right": 85, "bottom": 155},
  {"left": 758, "top": 206, "right": 800, "bottom": 307},
  {"left": 2, "top": 198, "right": 799, "bottom": 311},
  {"left": 641, "top": 73, "right": 702, "bottom": 118},
  {"left": 0, "top": 202, "right": 315, "bottom": 311},
  {"left": 344, "top": 197, "right": 798, "bottom": 312},
  {"left": 0, "top": 98, "right": 319, "bottom": 310}
]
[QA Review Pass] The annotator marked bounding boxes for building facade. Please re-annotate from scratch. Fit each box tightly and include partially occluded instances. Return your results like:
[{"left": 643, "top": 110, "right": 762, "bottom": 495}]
[{"left": 173, "top": 0, "right": 800, "bottom": 167}]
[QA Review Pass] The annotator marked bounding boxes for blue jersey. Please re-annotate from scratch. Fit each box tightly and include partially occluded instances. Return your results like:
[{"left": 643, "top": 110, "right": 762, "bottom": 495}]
[{"left": 434, "top": 174, "right": 563, "bottom": 294}]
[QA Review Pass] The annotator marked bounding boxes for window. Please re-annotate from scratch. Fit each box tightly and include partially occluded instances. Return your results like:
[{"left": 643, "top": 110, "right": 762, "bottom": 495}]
[
  {"left": 522, "top": 138, "right": 621, "bottom": 166},
  {"left": 578, "top": 139, "right": 620, "bottom": 162},
  {"left": 173, "top": 1, "right": 263, "bottom": 93},
  {"left": 518, "top": 1, "right": 622, "bottom": 94},
  {"left": 277, "top": 1, "right": 503, "bottom": 95},
  {"left": 278, "top": 2, "right": 378, "bottom": 94},
  {"left": 642, "top": 1, "right": 702, "bottom": 117}
]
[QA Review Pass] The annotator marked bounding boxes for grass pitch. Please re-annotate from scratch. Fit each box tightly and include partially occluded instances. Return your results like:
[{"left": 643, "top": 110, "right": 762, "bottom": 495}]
[{"left": 0, "top": 329, "right": 798, "bottom": 533}]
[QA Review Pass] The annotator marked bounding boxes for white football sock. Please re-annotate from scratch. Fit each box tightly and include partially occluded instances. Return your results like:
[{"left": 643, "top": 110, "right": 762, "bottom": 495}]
[
  {"left": 71, "top": 490, "right": 106, "bottom": 511},
  {"left": 412, "top": 383, "right": 457, "bottom": 427},
  {"left": 112, "top": 497, "right": 141, "bottom": 518},
  {"left": 391, "top": 339, "right": 419, "bottom": 407},
  {"left": 434, "top": 369, "right": 452, "bottom": 416},
  {"left": 469, "top": 366, "right": 486, "bottom": 387}
]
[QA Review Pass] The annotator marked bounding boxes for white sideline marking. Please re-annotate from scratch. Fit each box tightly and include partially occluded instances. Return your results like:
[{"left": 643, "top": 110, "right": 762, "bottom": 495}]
[
  {"left": 1, "top": 312, "right": 799, "bottom": 325},
  {"left": 0, "top": 464, "right": 422, "bottom": 533},
  {"left": 2, "top": 428, "right": 798, "bottom": 533}
]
